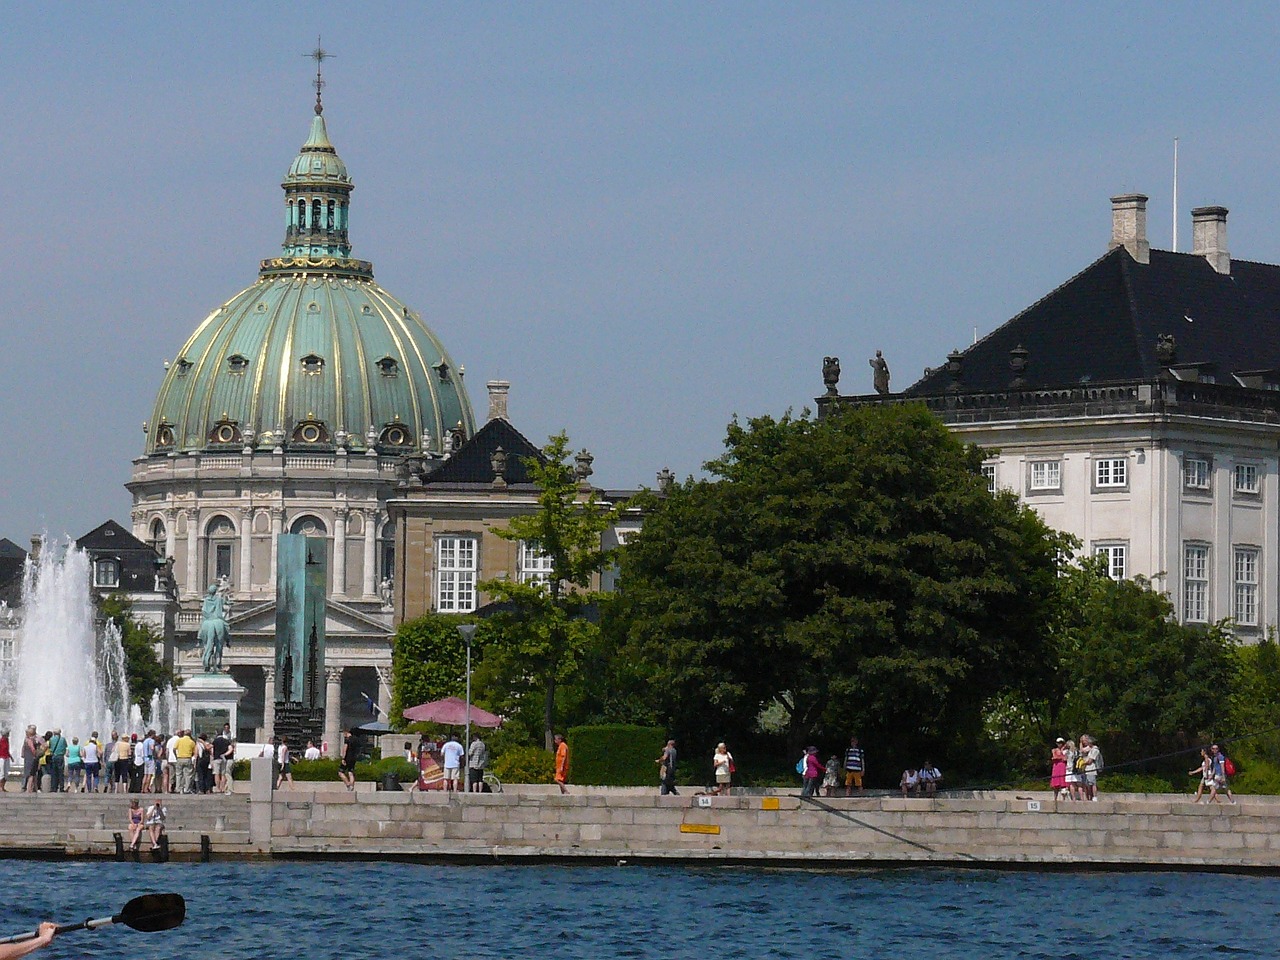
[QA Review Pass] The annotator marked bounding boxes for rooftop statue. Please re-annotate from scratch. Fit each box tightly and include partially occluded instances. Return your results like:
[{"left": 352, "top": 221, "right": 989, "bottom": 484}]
[{"left": 869, "top": 350, "right": 891, "bottom": 395}]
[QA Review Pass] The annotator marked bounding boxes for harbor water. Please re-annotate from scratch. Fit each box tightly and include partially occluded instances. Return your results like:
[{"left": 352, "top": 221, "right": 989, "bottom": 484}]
[{"left": 0, "top": 860, "right": 1277, "bottom": 958}]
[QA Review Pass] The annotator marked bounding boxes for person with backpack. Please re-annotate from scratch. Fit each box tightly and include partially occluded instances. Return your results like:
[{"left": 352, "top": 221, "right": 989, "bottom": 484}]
[{"left": 1210, "top": 743, "right": 1238, "bottom": 804}]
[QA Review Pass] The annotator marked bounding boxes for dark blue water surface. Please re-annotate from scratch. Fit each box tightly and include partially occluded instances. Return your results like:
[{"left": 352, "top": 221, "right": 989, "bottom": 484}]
[{"left": 0, "top": 860, "right": 1276, "bottom": 958}]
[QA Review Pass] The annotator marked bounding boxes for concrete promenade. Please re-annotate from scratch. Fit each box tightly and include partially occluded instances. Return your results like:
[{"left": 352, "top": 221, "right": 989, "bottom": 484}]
[{"left": 0, "top": 762, "right": 1278, "bottom": 871}]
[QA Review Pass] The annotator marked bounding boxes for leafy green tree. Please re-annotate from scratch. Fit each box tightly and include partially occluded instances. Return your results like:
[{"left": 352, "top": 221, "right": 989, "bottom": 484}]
[
  {"left": 99, "top": 594, "right": 173, "bottom": 721},
  {"left": 610, "top": 404, "right": 1067, "bottom": 766},
  {"left": 390, "top": 614, "right": 473, "bottom": 724},
  {"left": 1011, "top": 558, "right": 1235, "bottom": 773},
  {"left": 478, "top": 433, "right": 617, "bottom": 749}
]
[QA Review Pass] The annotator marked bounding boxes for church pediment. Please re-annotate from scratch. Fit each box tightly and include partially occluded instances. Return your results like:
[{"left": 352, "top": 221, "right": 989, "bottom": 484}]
[{"left": 228, "top": 599, "right": 392, "bottom": 637}]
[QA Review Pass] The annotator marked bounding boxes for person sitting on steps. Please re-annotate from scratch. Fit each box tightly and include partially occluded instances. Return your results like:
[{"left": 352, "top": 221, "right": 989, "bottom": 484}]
[
  {"left": 127, "top": 798, "right": 145, "bottom": 851},
  {"left": 144, "top": 797, "right": 166, "bottom": 850}
]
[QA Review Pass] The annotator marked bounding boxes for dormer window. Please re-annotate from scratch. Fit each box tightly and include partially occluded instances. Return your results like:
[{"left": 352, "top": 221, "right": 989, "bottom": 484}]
[
  {"left": 155, "top": 423, "right": 175, "bottom": 448},
  {"left": 380, "top": 423, "right": 412, "bottom": 447},
  {"left": 208, "top": 419, "right": 242, "bottom": 446},
  {"left": 300, "top": 354, "right": 324, "bottom": 375},
  {"left": 175, "top": 358, "right": 193, "bottom": 376},
  {"left": 292, "top": 419, "right": 330, "bottom": 445},
  {"left": 227, "top": 354, "right": 249, "bottom": 375},
  {"left": 376, "top": 356, "right": 399, "bottom": 378},
  {"left": 434, "top": 360, "right": 450, "bottom": 381},
  {"left": 93, "top": 559, "right": 120, "bottom": 589}
]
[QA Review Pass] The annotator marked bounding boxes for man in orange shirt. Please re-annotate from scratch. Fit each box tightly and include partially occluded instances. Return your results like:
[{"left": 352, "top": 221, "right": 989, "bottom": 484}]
[{"left": 553, "top": 733, "right": 569, "bottom": 795}]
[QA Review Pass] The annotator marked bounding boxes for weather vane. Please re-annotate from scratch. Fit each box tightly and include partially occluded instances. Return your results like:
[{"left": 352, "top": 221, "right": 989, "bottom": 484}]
[{"left": 305, "top": 37, "right": 334, "bottom": 115}]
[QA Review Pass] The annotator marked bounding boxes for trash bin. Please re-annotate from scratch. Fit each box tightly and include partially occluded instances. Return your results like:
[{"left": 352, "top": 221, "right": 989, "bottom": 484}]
[{"left": 380, "top": 772, "right": 403, "bottom": 792}]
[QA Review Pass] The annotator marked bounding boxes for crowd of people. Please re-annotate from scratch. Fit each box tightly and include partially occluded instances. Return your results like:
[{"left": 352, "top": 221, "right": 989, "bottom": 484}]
[
  {"left": 0, "top": 725, "right": 237, "bottom": 795},
  {"left": 1048, "top": 734, "right": 1104, "bottom": 801}
]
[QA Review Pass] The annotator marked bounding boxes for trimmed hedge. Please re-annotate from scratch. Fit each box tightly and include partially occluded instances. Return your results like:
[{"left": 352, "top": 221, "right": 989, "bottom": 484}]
[
  {"left": 491, "top": 745, "right": 555, "bottom": 784},
  {"left": 566, "top": 724, "right": 667, "bottom": 786}
]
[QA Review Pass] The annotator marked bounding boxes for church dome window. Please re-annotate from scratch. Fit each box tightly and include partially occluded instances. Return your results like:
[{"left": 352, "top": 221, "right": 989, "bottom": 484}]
[
  {"left": 226, "top": 354, "right": 249, "bottom": 375},
  {"left": 434, "top": 359, "right": 450, "bottom": 381},
  {"left": 292, "top": 419, "right": 330, "bottom": 444},
  {"left": 380, "top": 423, "right": 412, "bottom": 447},
  {"left": 155, "top": 422, "right": 175, "bottom": 448},
  {"left": 175, "top": 358, "right": 193, "bottom": 376},
  {"left": 376, "top": 356, "right": 399, "bottom": 377},
  {"left": 208, "top": 419, "right": 242, "bottom": 446},
  {"left": 300, "top": 353, "right": 324, "bottom": 375}
]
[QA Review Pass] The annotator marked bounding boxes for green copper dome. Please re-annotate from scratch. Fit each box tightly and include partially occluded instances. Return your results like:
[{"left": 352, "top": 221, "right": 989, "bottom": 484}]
[{"left": 144, "top": 107, "right": 475, "bottom": 457}]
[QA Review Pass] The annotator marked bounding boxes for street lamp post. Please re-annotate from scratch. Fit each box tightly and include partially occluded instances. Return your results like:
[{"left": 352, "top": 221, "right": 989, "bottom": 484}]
[{"left": 457, "top": 623, "right": 477, "bottom": 792}]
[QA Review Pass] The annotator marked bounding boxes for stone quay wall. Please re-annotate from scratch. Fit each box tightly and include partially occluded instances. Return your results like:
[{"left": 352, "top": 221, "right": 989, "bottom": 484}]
[{"left": 4, "top": 761, "right": 1280, "bottom": 872}]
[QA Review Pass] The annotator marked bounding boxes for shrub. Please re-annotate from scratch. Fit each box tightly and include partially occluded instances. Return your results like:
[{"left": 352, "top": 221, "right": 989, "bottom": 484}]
[
  {"left": 566, "top": 724, "right": 666, "bottom": 786},
  {"left": 1228, "top": 757, "right": 1280, "bottom": 795},
  {"left": 290, "top": 758, "right": 340, "bottom": 782},
  {"left": 1096, "top": 772, "right": 1177, "bottom": 795},
  {"left": 492, "top": 745, "right": 555, "bottom": 784},
  {"left": 354, "top": 757, "right": 418, "bottom": 783}
]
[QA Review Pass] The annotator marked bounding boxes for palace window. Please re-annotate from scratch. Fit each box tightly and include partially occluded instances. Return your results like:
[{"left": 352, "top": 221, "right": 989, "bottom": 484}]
[
  {"left": 1235, "top": 463, "right": 1260, "bottom": 495},
  {"left": 149, "top": 519, "right": 166, "bottom": 557},
  {"left": 1183, "top": 543, "right": 1210, "bottom": 623},
  {"left": 435, "top": 536, "right": 477, "bottom": 613},
  {"left": 93, "top": 559, "right": 120, "bottom": 589},
  {"left": 1234, "top": 548, "right": 1260, "bottom": 627},
  {"left": 518, "top": 541, "right": 555, "bottom": 587},
  {"left": 1184, "top": 456, "right": 1211, "bottom": 491},
  {"left": 1029, "top": 460, "right": 1061, "bottom": 491},
  {"left": 981, "top": 463, "right": 996, "bottom": 493},
  {"left": 1094, "top": 457, "right": 1127, "bottom": 488},
  {"left": 1093, "top": 543, "right": 1127, "bottom": 581},
  {"left": 379, "top": 520, "right": 396, "bottom": 584}
]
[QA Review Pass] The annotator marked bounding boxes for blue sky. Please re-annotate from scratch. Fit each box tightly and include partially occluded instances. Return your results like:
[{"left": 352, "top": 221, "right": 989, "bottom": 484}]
[{"left": 3, "top": 4, "right": 1280, "bottom": 540}]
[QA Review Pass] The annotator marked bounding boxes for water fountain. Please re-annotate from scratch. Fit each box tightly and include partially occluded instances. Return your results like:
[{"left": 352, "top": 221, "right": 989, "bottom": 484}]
[{"left": 8, "top": 538, "right": 136, "bottom": 738}]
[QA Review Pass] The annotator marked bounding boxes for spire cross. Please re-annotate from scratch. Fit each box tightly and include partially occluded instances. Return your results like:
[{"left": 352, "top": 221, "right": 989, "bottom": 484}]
[{"left": 305, "top": 38, "right": 334, "bottom": 114}]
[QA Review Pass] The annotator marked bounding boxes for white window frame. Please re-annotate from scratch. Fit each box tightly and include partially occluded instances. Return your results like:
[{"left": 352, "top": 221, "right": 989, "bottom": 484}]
[
  {"left": 1029, "top": 460, "right": 1061, "bottom": 491},
  {"left": 1093, "top": 543, "right": 1127, "bottom": 581},
  {"left": 1094, "top": 457, "right": 1127, "bottom": 488},
  {"left": 93, "top": 559, "right": 120, "bottom": 588},
  {"left": 435, "top": 536, "right": 477, "bottom": 613},
  {"left": 1234, "top": 463, "right": 1260, "bottom": 495},
  {"left": 981, "top": 463, "right": 996, "bottom": 493},
  {"left": 1234, "top": 547, "right": 1260, "bottom": 628},
  {"left": 1184, "top": 457, "right": 1211, "bottom": 491},
  {"left": 517, "top": 540, "right": 555, "bottom": 587},
  {"left": 1183, "top": 543, "right": 1210, "bottom": 623}
]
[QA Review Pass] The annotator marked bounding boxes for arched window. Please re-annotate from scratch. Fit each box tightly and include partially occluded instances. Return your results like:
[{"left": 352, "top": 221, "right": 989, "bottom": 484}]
[
  {"left": 149, "top": 518, "right": 166, "bottom": 557},
  {"left": 312, "top": 199, "right": 322, "bottom": 230},
  {"left": 289, "top": 200, "right": 297, "bottom": 232},
  {"left": 290, "top": 515, "right": 327, "bottom": 538},
  {"left": 379, "top": 519, "right": 396, "bottom": 583},
  {"left": 205, "top": 515, "right": 237, "bottom": 586},
  {"left": 327, "top": 200, "right": 335, "bottom": 230}
]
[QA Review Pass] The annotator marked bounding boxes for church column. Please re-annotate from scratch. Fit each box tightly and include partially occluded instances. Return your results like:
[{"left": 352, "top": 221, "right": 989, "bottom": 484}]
[
  {"left": 184, "top": 508, "right": 199, "bottom": 598},
  {"left": 164, "top": 508, "right": 177, "bottom": 560},
  {"left": 362, "top": 508, "right": 378, "bottom": 597},
  {"left": 332, "top": 508, "right": 348, "bottom": 598},
  {"left": 239, "top": 507, "right": 253, "bottom": 592},
  {"left": 324, "top": 666, "right": 343, "bottom": 755},
  {"left": 262, "top": 666, "right": 276, "bottom": 742},
  {"left": 269, "top": 507, "right": 285, "bottom": 590}
]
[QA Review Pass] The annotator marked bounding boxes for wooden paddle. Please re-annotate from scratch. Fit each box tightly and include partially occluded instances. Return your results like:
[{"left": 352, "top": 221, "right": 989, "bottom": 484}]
[{"left": 0, "top": 893, "right": 185, "bottom": 944}]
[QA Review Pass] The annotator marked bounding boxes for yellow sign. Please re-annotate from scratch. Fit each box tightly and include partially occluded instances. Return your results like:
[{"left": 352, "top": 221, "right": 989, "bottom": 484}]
[
  {"left": 761, "top": 797, "right": 780, "bottom": 810},
  {"left": 679, "top": 822, "right": 721, "bottom": 835}
]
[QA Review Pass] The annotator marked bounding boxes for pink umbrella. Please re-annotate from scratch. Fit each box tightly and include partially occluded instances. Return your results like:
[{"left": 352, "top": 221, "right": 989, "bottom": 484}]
[{"left": 402, "top": 696, "right": 502, "bottom": 728}]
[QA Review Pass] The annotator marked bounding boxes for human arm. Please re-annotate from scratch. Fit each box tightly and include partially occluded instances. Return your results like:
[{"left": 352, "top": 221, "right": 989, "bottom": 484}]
[{"left": 0, "top": 922, "right": 56, "bottom": 959}]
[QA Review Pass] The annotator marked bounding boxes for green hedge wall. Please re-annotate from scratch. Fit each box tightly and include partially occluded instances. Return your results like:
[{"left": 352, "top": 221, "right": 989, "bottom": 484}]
[{"left": 566, "top": 724, "right": 667, "bottom": 786}]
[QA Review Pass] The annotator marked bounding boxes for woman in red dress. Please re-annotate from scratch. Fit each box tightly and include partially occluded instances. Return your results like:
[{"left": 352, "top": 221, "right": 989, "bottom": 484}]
[{"left": 1050, "top": 737, "right": 1068, "bottom": 798}]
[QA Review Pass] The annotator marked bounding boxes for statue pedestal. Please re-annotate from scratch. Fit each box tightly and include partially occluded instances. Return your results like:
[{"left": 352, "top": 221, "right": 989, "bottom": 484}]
[{"left": 179, "top": 672, "right": 247, "bottom": 739}]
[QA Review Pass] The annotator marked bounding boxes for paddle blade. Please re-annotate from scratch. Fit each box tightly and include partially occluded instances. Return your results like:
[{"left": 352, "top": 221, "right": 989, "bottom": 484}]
[{"left": 115, "top": 894, "right": 185, "bottom": 933}]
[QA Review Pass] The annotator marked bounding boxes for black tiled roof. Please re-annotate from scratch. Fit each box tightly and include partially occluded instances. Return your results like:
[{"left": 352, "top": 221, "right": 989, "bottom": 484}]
[
  {"left": 76, "top": 520, "right": 163, "bottom": 592},
  {"left": 423, "top": 418, "right": 546, "bottom": 486},
  {"left": 0, "top": 539, "right": 25, "bottom": 559},
  {"left": 907, "top": 247, "right": 1280, "bottom": 395}
]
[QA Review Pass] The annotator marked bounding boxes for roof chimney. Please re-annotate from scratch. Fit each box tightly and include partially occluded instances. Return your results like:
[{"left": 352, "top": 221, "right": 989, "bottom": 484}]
[
  {"left": 1191, "top": 205, "right": 1230, "bottom": 274},
  {"left": 1109, "top": 194, "right": 1150, "bottom": 264},
  {"left": 486, "top": 380, "right": 510, "bottom": 422}
]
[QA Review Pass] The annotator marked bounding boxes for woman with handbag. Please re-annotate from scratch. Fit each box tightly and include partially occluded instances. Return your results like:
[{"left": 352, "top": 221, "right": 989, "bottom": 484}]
[{"left": 712, "top": 742, "right": 734, "bottom": 795}]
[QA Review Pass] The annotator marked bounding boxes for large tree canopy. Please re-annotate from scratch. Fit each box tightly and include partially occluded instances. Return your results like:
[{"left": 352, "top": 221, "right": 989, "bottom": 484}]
[{"left": 611, "top": 404, "right": 1067, "bottom": 763}]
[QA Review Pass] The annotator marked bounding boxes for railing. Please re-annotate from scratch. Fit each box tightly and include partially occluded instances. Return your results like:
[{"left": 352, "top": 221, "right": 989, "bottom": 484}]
[
  {"left": 285, "top": 455, "right": 335, "bottom": 470},
  {"left": 199, "top": 456, "right": 241, "bottom": 470}
]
